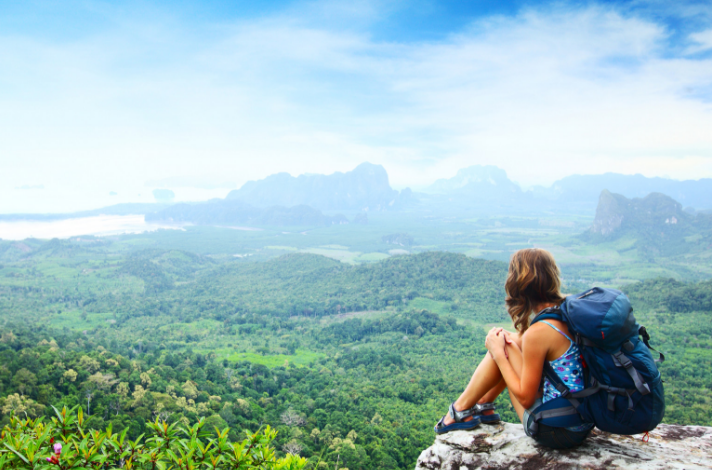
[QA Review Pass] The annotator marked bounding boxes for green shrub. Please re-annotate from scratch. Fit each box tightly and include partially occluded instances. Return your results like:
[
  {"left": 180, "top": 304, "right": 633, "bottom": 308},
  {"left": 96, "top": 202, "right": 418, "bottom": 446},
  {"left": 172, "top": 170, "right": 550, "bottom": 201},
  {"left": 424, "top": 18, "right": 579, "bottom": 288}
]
[{"left": 0, "top": 406, "right": 306, "bottom": 470}]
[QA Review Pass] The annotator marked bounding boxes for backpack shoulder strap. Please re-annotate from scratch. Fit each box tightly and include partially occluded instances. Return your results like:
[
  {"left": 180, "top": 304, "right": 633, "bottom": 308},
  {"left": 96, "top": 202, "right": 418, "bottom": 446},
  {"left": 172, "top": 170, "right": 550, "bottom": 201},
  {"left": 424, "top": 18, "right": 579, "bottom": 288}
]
[
  {"left": 531, "top": 307, "right": 564, "bottom": 326},
  {"left": 542, "top": 362, "right": 581, "bottom": 408}
]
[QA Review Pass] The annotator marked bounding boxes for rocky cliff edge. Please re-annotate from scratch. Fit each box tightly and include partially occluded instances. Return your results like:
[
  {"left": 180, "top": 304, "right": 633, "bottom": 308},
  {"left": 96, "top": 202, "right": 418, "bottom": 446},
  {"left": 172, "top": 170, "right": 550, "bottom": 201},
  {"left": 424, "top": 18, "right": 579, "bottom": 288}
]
[{"left": 415, "top": 422, "right": 711, "bottom": 469}]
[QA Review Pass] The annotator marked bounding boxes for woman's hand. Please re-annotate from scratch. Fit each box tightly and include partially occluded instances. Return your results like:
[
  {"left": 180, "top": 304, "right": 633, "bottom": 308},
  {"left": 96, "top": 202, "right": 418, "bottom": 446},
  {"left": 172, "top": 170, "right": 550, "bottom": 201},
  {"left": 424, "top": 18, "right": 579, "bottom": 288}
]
[{"left": 485, "top": 327, "right": 514, "bottom": 360}]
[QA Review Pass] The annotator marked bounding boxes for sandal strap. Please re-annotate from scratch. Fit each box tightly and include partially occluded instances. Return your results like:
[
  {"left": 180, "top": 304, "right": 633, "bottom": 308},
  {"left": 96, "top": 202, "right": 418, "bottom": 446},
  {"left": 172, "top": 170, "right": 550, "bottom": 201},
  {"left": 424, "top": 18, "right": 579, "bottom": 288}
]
[
  {"left": 475, "top": 402, "right": 496, "bottom": 412},
  {"left": 449, "top": 402, "right": 477, "bottom": 423}
]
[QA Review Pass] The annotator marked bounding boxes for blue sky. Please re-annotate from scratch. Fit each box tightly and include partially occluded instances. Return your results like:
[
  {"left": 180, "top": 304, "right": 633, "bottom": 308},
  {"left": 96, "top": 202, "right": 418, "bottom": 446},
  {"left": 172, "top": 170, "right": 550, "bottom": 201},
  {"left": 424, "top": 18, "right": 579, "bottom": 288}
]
[{"left": 1, "top": 0, "right": 712, "bottom": 212}]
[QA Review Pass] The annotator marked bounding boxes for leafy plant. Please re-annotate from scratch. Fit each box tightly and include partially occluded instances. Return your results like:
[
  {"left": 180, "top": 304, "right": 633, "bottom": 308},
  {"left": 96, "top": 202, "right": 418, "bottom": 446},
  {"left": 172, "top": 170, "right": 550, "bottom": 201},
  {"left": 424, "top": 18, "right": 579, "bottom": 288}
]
[{"left": 0, "top": 406, "right": 305, "bottom": 470}]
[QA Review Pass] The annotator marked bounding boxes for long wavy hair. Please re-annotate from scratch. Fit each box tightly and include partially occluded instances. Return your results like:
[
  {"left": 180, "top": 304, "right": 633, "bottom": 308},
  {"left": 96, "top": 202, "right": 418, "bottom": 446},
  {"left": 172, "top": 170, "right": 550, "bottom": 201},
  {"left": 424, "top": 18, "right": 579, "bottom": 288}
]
[{"left": 505, "top": 248, "right": 565, "bottom": 333}]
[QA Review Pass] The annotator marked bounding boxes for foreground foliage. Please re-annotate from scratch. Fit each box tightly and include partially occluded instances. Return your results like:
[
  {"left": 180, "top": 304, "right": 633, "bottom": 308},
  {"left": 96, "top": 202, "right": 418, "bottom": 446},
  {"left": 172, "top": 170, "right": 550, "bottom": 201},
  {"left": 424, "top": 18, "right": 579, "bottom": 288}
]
[{"left": 0, "top": 406, "right": 305, "bottom": 469}]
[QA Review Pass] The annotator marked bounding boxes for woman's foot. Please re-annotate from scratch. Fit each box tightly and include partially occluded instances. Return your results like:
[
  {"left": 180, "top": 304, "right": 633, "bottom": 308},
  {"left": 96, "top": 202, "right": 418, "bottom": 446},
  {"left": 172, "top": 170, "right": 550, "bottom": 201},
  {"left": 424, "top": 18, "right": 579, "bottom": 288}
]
[
  {"left": 442, "top": 412, "right": 473, "bottom": 426},
  {"left": 440, "top": 403, "right": 499, "bottom": 426},
  {"left": 476, "top": 403, "right": 501, "bottom": 424},
  {"left": 434, "top": 403, "right": 482, "bottom": 434}
]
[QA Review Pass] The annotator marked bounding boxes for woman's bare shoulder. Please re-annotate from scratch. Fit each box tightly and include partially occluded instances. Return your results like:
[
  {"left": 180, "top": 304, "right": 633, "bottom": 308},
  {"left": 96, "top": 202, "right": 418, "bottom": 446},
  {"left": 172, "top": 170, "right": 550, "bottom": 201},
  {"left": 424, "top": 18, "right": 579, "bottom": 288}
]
[{"left": 521, "top": 322, "right": 554, "bottom": 342}]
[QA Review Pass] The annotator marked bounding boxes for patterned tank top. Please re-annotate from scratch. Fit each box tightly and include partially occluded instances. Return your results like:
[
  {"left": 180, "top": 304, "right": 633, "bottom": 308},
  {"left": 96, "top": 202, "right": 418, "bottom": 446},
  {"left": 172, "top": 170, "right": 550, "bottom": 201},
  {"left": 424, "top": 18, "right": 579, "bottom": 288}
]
[{"left": 539, "top": 320, "right": 585, "bottom": 402}]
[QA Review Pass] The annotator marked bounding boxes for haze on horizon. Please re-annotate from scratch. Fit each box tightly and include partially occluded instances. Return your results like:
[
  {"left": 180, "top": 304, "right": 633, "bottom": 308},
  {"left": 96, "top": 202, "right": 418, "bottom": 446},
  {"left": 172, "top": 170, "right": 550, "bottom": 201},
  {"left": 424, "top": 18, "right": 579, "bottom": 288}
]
[{"left": 2, "top": 0, "right": 712, "bottom": 214}]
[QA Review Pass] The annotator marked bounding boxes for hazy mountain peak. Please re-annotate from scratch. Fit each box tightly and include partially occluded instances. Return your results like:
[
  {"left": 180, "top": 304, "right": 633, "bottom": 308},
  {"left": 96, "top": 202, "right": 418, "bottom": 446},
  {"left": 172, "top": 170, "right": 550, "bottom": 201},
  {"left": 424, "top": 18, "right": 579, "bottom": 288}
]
[
  {"left": 424, "top": 165, "right": 521, "bottom": 196},
  {"left": 226, "top": 162, "right": 398, "bottom": 211},
  {"left": 455, "top": 165, "right": 510, "bottom": 182}
]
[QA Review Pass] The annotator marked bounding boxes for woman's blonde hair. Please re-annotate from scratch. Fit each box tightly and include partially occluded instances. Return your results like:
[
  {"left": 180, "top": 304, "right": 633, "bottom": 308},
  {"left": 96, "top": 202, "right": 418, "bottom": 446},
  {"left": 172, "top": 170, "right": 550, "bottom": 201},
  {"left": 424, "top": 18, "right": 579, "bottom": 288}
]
[{"left": 505, "top": 248, "right": 565, "bottom": 333}]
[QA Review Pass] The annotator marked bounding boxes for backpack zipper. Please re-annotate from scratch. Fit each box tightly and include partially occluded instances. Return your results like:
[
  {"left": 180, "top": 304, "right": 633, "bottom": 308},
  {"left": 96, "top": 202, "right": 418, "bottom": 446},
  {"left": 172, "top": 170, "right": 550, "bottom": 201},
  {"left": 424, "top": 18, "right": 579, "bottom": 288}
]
[{"left": 578, "top": 289, "right": 596, "bottom": 299}]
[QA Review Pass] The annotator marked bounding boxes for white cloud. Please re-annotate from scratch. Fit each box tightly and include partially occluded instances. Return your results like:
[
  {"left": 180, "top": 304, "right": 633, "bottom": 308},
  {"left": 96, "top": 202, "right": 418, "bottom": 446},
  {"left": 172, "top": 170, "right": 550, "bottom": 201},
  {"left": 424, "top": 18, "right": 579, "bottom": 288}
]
[
  {"left": 1, "top": 4, "right": 712, "bottom": 212},
  {"left": 687, "top": 29, "right": 712, "bottom": 54}
]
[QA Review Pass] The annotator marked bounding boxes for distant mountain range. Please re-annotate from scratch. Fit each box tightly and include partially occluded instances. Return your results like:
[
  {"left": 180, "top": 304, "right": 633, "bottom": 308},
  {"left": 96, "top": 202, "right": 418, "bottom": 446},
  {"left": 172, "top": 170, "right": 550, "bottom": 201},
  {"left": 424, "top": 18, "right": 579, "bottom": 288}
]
[
  {"left": 226, "top": 162, "right": 410, "bottom": 211},
  {"left": 421, "top": 165, "right": 712, "bottom": 212},
  {"left": 4, "top": 164, "right": 712, "bottom": 225},
  {"left": 145, "top": 200, "right": 348, "bottom": 227}
]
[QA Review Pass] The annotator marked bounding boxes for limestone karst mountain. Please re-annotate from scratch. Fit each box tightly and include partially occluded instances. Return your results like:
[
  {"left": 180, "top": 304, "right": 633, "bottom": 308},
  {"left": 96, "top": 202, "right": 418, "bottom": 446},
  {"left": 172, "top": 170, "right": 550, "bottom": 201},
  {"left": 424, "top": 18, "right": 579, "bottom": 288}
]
[
  {"left": 226, "top": 162, "right": 408, "bottom": 211},
  {"left": 583, "top": 190, "right": 712, "bottom": 256},
  {"left": 590, "top": 190, "right": 693, "bottom": 237},
  {"left": 424, "top": 165, "right": 522, "bottom": 201}
]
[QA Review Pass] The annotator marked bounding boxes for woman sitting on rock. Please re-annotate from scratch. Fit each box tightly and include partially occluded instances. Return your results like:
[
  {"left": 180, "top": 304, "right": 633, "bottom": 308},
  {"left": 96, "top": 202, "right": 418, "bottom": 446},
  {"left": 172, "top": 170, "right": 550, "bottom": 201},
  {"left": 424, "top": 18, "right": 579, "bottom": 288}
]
[{"left": 434, "top": 248, "right": 593, "bottom": 448}]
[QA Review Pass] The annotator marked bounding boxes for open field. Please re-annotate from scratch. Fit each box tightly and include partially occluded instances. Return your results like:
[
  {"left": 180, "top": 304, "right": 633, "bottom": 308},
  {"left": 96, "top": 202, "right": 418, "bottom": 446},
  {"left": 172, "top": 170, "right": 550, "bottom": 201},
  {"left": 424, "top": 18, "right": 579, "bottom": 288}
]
[{"left": 208, "top": 349, "right": 326, "bottom": 367}]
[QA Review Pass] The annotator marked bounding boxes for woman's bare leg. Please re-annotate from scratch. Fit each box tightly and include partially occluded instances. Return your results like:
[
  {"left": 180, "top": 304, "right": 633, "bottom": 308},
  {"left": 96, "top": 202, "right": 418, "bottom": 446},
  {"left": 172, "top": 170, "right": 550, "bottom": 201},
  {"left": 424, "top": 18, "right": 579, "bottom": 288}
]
[
  {"left": 502, "top": 340, "right": 527, "bottom": 422},
  {"left": 442, "top": 332, "right": 526, "bottom": 426},
  {"left": 479, "top": 330, "right": 521, "bottom": 413},
  {"left": 480, "top": 379, "right": 507, "bottom": 405},
  {"left": 441, "top": 352, "right": 503, "bottom": 425}
]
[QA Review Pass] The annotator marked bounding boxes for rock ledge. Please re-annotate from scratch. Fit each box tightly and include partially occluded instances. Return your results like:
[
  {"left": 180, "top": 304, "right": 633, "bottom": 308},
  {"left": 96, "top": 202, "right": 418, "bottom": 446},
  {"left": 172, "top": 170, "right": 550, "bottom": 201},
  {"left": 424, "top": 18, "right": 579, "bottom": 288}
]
[{"left": 415, "top": 422, "right": 712, "bottom": 469}]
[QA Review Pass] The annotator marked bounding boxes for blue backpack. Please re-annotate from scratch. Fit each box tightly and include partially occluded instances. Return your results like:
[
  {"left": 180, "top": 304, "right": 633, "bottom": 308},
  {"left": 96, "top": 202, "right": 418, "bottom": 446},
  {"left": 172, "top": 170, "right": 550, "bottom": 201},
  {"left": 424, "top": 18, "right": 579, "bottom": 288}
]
[{"left": 529, "top": 287, "right": 665, "bottom": 435}]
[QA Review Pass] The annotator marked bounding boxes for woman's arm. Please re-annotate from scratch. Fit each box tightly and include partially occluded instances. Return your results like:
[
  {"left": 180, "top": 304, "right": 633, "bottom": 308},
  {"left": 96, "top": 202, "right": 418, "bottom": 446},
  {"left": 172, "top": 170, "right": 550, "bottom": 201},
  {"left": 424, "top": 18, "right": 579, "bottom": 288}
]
[{"left": 486, "top": 326, "right": 548, "bottom": 409}]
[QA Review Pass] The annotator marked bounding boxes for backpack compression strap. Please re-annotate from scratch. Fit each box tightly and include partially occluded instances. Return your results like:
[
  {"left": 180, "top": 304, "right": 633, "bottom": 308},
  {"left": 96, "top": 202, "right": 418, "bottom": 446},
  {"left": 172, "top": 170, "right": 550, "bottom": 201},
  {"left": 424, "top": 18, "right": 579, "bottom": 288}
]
[
  {"left": 611, "top": 351, "right": 651, "bottom": 396},
  {"left": 576, "top": 335, "right": 653, "bottom": 397},
  {"left": 639, "top": 326, "right": 665, "bottom": 364}
]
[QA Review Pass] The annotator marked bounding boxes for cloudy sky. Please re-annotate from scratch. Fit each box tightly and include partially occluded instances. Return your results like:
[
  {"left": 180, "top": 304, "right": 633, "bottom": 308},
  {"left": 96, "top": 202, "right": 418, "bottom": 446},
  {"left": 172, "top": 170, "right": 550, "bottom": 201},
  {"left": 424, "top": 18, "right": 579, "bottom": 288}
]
[{"left": 2, "top": 0, "right": 712, "bottom": 213}]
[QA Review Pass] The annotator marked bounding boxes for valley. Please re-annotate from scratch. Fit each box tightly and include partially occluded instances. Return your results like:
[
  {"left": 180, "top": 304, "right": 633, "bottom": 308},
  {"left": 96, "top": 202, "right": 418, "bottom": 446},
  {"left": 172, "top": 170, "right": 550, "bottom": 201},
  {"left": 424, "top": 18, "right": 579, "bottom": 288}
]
[
  {"left": 2, "top": 164, "right": 712, "bottom": 469},
  {"left": 1, "top": 230, "right": 711, "bottom": 469}
]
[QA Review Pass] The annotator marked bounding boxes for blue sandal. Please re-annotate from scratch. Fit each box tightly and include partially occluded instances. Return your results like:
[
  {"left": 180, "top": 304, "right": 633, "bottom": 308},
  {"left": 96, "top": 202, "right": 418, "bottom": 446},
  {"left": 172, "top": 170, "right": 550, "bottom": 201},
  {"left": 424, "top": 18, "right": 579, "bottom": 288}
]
[
  {"left": 475, "top": 402, "right": 501, "bottom": 424},
  {"left": 434, "top": 402, "right": 481, "bottom": 434}
]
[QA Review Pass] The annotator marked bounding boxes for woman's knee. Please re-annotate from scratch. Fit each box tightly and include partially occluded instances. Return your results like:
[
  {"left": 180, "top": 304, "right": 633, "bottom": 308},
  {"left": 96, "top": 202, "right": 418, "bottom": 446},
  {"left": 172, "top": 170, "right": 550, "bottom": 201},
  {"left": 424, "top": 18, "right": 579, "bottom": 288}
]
[
  {"left": 504, "top": 341, "right": 521, "bottom": 356},
  {"left": 506, "top": 330, "right": 523, "bottom": 348}
]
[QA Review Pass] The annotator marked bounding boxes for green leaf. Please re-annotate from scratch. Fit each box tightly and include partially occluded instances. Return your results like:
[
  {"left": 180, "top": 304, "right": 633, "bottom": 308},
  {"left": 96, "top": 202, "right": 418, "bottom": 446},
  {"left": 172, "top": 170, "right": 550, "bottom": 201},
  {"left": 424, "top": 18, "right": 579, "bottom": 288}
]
[{"left": 3, "top": 444, "right": 30, "bottom": 465}]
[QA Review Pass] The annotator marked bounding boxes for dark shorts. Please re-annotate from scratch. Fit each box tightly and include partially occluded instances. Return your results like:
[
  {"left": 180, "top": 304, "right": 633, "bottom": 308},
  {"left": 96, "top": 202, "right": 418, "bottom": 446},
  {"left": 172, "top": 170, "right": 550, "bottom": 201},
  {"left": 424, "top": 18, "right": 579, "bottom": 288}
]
[{"left": 523, "top": 398, "right": 592, "bottom": 449}]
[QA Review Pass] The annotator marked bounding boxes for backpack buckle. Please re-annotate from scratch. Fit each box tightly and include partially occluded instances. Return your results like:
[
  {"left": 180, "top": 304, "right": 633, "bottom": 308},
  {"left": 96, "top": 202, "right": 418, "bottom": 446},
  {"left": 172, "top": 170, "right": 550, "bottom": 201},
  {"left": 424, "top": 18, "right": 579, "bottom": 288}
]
[{"left": 612, "top": 351, "right": 633, "bottom": 369}]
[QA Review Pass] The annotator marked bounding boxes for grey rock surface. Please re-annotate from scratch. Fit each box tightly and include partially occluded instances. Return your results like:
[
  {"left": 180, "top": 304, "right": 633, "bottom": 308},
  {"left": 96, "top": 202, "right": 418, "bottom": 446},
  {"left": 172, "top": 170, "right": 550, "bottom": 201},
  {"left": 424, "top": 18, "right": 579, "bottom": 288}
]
[{"left": 415, "top": 422, "right": 712, "bottom": 469}]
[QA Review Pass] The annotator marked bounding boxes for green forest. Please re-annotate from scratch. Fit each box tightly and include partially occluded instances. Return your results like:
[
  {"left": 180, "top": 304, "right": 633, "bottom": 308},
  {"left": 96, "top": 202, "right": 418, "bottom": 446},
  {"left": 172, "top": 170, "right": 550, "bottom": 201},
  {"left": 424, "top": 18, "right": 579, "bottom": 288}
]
[{"left": 0, "top": 237, "right": 710, "bottom": 469}]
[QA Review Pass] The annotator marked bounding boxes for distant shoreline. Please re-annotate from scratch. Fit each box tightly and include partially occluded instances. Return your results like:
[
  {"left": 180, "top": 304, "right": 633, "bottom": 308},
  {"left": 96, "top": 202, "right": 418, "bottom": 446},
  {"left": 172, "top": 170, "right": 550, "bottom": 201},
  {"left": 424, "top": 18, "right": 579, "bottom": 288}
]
[{"left": 0, "top": 214, "right": 186, "bottom": 240}]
